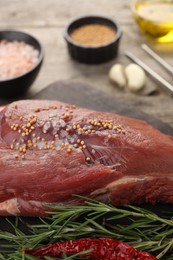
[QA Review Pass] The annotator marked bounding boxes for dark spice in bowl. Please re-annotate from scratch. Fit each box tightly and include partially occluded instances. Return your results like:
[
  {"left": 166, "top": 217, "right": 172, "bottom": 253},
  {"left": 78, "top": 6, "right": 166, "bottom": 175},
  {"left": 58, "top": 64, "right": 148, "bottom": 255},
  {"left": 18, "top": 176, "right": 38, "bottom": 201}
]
[{"left": 70, "top": 24, "right": 116, "bottom": 47}]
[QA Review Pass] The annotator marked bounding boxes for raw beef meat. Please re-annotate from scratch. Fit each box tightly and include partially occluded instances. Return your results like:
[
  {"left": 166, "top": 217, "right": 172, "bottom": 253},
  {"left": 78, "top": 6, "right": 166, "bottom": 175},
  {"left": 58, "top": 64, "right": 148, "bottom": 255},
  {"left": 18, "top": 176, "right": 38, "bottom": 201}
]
[{"left": 0, "top": 99, "right": 173, "bottom": 216}]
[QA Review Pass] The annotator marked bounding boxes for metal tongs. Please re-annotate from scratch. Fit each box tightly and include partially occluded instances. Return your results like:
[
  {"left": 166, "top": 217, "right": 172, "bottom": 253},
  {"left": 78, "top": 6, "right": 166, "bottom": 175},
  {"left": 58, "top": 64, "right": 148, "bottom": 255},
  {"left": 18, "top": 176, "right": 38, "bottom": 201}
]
[{"left": 125, "top": 44, "right": 173, "bottom": 95}]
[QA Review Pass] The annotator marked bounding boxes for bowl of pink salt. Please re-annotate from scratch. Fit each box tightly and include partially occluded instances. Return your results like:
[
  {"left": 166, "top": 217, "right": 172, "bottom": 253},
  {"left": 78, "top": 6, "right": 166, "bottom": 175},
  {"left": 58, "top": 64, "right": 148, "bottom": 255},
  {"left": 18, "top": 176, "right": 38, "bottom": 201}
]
[
  {"left": 0, "top": 30, "right": 44, "bottom": 99},
  {"left": 64, "top": 15, "right": 122, "bottom": 64}
]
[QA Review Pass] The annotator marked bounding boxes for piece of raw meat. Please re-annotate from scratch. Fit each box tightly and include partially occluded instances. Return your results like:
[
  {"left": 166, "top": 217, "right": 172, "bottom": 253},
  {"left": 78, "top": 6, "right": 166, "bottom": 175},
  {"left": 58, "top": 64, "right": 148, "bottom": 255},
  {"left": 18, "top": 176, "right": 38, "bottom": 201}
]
[{"left": 0, "top": 99, "right": 173, "bottom": 216}]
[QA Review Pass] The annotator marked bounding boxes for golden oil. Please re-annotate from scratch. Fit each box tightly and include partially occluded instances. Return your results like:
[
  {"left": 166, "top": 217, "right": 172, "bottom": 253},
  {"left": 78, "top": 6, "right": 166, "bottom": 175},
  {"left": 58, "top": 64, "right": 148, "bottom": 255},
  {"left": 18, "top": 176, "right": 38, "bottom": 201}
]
[{"left": 132, "top": 0, "right": 173, "bottom": 42}]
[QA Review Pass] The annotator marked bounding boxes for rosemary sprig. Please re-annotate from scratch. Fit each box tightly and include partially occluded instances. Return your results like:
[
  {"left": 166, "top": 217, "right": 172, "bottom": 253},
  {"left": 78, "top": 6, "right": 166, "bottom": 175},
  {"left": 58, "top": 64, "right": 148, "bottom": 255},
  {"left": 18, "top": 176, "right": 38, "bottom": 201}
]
[{"left": 0, "top": 198, "right": 172, "bottom": 259}]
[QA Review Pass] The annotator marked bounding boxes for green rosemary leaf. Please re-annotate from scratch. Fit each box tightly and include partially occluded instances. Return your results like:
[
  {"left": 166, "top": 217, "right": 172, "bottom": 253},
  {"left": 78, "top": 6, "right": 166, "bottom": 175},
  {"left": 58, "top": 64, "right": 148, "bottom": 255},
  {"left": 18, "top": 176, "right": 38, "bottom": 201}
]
[
  {"left": 157, "top": 239, "right": 173, "bottom": 259},
  {"left": 0, "top": 198, "right": 172, "bottom": 259}
]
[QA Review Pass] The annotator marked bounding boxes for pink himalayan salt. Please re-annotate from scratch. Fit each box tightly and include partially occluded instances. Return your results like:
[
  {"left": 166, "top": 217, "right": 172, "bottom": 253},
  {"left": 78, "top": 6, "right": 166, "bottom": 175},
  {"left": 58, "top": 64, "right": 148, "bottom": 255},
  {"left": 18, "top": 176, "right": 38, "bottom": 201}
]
[{"left": 0, "top": 40, "right": 39, "bottom": 80}]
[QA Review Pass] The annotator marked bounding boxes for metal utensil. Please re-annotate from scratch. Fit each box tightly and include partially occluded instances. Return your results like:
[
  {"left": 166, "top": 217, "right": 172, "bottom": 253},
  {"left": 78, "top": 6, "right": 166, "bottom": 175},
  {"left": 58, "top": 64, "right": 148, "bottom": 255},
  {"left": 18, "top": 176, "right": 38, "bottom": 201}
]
[
  {"left": 141, "top": 44, "right": 173, "bottom": 75},
  {"left": 125, "top": 51, "right": 173, "bottom": 95}
]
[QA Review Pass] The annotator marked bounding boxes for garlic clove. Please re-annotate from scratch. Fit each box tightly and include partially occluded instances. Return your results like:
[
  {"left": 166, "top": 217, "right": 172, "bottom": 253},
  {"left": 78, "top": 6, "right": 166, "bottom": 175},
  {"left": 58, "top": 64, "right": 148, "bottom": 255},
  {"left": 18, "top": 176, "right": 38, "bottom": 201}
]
[
  {"left": 109, "top": 64, "right": 126, "bottom": 88},
  {"left": 125, "top": 63, "right": 146, "bottom": 92}
]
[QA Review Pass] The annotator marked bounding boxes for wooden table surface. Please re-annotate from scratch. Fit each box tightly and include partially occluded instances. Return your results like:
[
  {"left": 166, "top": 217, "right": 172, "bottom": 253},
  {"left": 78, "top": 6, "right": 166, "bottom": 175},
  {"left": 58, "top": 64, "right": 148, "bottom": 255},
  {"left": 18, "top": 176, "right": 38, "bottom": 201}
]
[{"left": 1, "top": 0, "right": 173, "bottom": 127}]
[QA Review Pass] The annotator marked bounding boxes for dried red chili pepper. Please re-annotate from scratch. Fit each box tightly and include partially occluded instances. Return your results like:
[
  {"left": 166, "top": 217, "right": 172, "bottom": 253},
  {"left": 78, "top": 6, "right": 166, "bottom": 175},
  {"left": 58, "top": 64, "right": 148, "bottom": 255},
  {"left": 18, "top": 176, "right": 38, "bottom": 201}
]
[{"left": 24, "top": 237, "right": 157, "bottom": 259}]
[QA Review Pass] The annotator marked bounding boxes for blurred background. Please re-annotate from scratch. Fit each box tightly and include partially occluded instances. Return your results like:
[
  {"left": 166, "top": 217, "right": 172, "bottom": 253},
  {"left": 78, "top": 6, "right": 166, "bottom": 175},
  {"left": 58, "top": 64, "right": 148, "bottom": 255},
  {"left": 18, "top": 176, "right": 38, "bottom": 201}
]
[{"left": 1, "top": 0, "right": 173, "bottom": 126}]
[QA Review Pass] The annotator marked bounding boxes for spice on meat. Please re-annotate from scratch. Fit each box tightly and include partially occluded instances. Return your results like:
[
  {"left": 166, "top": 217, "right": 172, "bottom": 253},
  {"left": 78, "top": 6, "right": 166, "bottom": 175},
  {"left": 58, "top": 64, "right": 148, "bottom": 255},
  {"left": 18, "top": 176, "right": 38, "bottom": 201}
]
[
  {"left": 70, "top": 24, "right": 116, "bottom": 46},
  {"left": 7, "top": 103, "right": 126, "bottom": 161}
]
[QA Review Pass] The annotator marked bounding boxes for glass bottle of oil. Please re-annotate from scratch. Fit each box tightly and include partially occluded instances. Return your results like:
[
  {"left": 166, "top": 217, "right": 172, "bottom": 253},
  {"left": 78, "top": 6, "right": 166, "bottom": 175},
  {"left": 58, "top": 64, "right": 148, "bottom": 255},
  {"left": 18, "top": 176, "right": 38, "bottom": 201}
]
[{"left": 132, "top": 0, "right": 173, "bottom": 42}]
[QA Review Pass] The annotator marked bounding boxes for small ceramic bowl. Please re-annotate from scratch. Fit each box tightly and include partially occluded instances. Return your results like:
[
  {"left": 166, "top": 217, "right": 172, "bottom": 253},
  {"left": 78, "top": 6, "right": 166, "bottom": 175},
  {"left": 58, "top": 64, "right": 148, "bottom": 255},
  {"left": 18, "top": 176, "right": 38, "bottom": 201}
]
[
  {"left": 0, "top": 30, "right": 44, "bottom": 99},
  {"left": 64, "top": 15, "right": 122, "bottom": 64}
]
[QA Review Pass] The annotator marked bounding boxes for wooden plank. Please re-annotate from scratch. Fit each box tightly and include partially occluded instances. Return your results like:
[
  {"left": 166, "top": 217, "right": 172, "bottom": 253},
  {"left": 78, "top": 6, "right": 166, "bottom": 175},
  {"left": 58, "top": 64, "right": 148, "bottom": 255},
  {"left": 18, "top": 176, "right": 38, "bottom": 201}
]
[{"left": 0, "top": 0, "right": 133, "bottom": 27}]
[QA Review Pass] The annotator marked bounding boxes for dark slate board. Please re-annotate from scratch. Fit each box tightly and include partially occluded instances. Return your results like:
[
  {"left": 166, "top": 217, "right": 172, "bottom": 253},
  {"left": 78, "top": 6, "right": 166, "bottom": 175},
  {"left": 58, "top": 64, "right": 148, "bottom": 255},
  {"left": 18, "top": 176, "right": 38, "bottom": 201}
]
[
  {"left": 33, "top": 80, "right": 173, "bottom": 135},
  {"left": 0, "top": 80, "right": 172, "bottom": 254}
]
